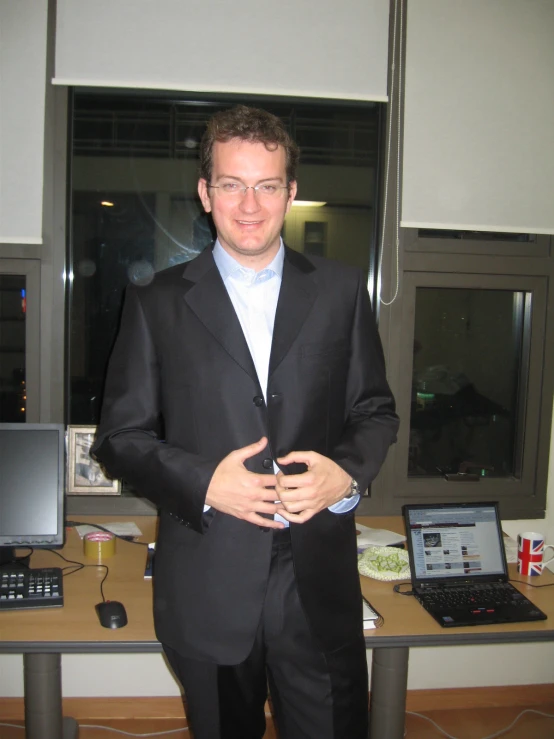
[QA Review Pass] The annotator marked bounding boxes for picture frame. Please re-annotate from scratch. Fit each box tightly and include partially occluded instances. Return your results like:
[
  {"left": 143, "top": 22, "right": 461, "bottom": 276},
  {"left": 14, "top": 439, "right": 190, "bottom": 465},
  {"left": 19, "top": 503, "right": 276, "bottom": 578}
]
[{"left": 66, "top": 425, "right": 121, "bottom": 495}]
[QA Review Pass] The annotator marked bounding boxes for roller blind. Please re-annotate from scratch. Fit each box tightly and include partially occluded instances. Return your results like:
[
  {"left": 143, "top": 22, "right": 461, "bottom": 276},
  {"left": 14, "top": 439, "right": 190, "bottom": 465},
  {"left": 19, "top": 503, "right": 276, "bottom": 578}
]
[
  {"left": 0, "top": 0, "right": 47, "bottom": 244},
  {"left": 401, "top": 0, "right": 554, "bottom": 235},
  {"left": 53, "top": 0, "right": 390, "bottom": 102}
]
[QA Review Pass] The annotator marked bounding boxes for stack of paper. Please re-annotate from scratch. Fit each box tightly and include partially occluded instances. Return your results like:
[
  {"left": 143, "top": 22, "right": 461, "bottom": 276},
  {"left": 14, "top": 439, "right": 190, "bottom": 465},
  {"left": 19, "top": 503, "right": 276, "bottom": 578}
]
[
  {"left": 363, "top": 598, "right": 381, "bottom": 629},
  {"left": 356, "top": 523, "right": 406, "bottom": 552},
  {"left": 502, "top": 533, "right": 518, "bottom": 564}
]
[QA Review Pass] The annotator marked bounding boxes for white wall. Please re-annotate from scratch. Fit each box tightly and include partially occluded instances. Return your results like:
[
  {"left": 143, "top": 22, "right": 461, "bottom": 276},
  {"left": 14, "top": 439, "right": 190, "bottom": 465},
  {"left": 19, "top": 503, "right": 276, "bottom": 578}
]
[{"left": 3, "top": 642, "right": 554, "bottom": 699}]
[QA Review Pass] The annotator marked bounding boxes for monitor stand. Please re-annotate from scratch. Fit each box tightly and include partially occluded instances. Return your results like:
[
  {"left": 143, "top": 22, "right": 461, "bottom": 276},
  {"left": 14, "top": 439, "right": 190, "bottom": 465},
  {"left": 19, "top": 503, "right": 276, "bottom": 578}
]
[{"left": 0, "top": 546, "right": 31, "bottom": 569}]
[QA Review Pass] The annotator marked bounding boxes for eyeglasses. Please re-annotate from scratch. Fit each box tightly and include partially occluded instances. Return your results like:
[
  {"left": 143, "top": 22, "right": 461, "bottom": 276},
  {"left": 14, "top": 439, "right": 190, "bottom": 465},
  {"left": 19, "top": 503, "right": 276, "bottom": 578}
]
[{"left": 207, "top": 182, "right": 289, "bottom": 200}]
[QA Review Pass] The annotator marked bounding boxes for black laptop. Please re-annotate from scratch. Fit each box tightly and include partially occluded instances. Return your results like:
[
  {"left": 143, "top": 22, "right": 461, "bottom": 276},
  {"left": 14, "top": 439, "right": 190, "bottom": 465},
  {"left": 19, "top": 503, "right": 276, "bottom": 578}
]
[{"left": 402, "top": 502, "right": 547, "bottom": 628}]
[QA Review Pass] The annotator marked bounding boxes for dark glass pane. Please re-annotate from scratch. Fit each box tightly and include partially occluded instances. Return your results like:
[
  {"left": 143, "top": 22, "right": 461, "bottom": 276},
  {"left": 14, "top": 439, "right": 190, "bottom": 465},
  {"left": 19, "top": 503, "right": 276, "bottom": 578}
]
[
  {"left": 69, "top": 93, "right": 381, "bottom": 432},
  {"left": 0, "top": 275, "right": 26, "bottom": 422},
  {"left": 70, "top": 191, "right": 157, "bottom": 424},
  {"left": 409, "top": 288, "right": 524, "bottom": 479}
]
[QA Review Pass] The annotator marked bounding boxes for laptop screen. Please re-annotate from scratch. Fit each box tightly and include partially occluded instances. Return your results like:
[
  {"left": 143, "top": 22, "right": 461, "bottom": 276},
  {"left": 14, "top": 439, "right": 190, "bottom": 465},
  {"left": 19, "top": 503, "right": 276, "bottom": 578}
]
[{"left": 403, "top": 503, "right": 507, "bottom": 582}]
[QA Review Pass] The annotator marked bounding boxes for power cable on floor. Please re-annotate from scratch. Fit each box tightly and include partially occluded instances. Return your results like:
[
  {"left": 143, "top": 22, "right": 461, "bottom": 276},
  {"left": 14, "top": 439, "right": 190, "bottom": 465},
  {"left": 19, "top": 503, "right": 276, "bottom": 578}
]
[
  {"left": 0, "top": 724, "right": 188, "bottom": 737},
  {"left": 80, "top": 727, "right": 188, "bottom": 737},
  {"left": 406, "top": 707, "right": 554, "bottom": 739},
  {"left": 2, "top": 708, "right": 554, "bottom": 738}
]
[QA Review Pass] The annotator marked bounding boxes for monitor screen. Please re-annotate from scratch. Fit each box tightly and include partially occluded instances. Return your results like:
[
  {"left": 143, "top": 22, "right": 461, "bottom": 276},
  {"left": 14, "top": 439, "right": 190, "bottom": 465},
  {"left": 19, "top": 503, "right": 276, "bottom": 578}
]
[{"left": 0, "top": 423, "right": 65, "bottom": 561}]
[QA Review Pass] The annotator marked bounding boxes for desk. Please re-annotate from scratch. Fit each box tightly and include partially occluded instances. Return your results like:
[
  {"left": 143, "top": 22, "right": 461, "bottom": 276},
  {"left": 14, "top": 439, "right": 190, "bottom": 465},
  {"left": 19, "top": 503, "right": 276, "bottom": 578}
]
[
  {"left": 1, "top": 515, "right": 553, "bottom": 739},
  {"left": 1, "top": 516, "right": 159, "bottom": 739},
  {"left": 357, "top": 516, "right": 554, "bottom": 739}
]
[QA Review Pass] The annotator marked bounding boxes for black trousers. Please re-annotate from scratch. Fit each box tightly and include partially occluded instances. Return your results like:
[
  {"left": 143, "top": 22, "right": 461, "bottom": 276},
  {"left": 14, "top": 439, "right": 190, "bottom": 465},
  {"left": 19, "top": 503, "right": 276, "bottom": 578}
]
[{"left": 163, "top": 529, "right": 368, "bottom": 739}]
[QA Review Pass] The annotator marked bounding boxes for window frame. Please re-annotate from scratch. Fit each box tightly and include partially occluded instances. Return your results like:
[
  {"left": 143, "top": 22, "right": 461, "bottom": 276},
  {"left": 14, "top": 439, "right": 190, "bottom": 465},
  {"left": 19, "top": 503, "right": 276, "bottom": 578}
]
[
  {"left": 358, "top": 0, "right": 554, "bottom": 520},
  {"left": 0, "top": 258, "right": 41, "bottom": 423},
  {"left": 64, "top": 89, "right": 384, "bottom": 517},
  {"left": 377, "top": 270, "right": 550, "bottom": 520},
  {"left": 405, "top": 230, "right": 551, "bottom": 259}
]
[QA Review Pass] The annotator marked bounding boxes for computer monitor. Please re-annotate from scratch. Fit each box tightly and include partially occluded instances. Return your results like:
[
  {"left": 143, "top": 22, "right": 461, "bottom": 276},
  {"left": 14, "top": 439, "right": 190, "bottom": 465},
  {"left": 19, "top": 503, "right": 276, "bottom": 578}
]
[{"left": 0, "top": 423, "right": 65, "bottom": 567}]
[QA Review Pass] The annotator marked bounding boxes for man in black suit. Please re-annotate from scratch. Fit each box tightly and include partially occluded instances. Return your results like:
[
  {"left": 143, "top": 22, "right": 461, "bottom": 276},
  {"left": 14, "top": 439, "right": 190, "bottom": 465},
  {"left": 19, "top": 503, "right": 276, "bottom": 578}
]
[{"left": 93, "top": 105, "right": 399, "bottom": 739}]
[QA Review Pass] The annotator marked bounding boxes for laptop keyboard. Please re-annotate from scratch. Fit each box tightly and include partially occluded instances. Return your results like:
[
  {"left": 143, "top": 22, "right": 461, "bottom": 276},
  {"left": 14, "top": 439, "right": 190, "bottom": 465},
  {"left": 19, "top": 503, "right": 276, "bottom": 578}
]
[{"left": 418, "top": 582, "right": 529, "bottom": 609}]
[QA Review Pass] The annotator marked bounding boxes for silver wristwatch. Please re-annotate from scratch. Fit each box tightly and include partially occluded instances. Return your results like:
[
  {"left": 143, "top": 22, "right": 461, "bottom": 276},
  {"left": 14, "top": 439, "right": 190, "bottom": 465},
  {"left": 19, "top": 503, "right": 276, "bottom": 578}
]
[{"left": 345, "top": 478, "right": 361, "bottom": 499}]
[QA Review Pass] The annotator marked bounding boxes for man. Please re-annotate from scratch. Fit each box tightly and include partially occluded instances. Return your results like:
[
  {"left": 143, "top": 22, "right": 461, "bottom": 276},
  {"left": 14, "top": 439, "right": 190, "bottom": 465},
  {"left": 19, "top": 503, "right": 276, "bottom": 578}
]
[{"left": 93, "top": 105, "right": 399, "bottom": 739}]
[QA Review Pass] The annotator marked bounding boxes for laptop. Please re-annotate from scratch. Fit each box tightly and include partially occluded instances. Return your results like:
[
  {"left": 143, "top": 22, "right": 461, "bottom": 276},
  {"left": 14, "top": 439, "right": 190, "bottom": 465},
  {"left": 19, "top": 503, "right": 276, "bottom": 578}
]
[{"left": 402, "top": 502, "right": 548, "bottom": 628}]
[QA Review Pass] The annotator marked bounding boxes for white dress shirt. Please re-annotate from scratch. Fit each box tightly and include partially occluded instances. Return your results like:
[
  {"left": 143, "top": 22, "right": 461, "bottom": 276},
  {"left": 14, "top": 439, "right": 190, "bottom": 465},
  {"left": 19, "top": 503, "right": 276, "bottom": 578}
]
[{"left": 206, "top": 240, "right": 359, "bottom": 523}]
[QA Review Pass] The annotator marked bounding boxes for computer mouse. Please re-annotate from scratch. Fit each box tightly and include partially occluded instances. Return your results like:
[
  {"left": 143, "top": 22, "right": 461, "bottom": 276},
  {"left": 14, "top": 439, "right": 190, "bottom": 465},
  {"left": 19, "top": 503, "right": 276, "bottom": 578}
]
[{"left": 95, "top": 600, "right": 128, "bottom": 629}]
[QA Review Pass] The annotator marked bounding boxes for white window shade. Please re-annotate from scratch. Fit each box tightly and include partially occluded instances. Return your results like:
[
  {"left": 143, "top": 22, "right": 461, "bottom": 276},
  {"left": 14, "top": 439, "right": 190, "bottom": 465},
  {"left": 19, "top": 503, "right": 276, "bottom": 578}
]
[
  {"left": 401, "top": 0, "right": 554, "bottom": 235},
  {"left": 53, "top": 0, "right": 389, "bottom": 102},
  {"left": 0, "top": 0, "right": 47, "bottom": 244}
]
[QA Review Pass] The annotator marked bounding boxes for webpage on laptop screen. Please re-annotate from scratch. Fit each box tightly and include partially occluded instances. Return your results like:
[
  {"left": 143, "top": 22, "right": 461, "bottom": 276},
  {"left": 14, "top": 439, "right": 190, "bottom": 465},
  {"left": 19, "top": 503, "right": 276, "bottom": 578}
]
[{"left": 407, "top": 507, "right": 505, "bottom": 580}]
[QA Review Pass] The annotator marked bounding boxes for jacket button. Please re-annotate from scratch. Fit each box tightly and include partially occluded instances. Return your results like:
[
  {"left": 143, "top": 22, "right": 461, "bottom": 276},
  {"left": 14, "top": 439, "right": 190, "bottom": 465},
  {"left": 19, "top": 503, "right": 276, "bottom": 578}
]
[
  {"left": 262, "top": 458, "right": 273, "bottom": 469},
  {"left": 253, "top": 395, "right": 264, "bottom": 407}
]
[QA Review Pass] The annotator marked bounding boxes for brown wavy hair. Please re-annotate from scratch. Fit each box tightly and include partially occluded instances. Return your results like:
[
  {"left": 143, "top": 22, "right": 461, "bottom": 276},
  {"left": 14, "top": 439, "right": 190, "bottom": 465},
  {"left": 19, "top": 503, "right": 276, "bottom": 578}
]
[{"left": 199, "top": 105, "right": 300, "bottom": 185}]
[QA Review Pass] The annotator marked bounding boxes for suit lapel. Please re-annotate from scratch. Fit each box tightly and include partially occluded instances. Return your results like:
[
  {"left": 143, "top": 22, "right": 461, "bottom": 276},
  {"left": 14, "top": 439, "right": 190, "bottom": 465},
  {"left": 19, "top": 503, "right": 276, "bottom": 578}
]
[
  {"left": 269, "top": 248, "right": 317, "bottom": 377},
  {"left": 182, "top": 249, "right": 258, "bottom": 381}
]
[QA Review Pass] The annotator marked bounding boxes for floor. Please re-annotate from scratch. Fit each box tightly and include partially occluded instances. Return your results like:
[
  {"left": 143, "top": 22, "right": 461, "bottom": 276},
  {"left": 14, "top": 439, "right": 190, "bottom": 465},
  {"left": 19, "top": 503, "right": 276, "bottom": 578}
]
[{"left": 2, "top": 706, "right": 554, "bottom": 739}]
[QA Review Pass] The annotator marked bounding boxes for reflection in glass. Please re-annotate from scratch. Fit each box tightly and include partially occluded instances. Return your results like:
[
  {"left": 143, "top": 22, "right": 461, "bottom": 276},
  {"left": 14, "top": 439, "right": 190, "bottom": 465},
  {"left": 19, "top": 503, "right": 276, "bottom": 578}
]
[
  {"left": 69, "top": 94, "right": 380, "bottom": 425},
  {"left": 0, "top": 275, "right": 26, "bottom": 422},
  {"left": 409, "top": 288, "right": 525, "bottom": 479}
]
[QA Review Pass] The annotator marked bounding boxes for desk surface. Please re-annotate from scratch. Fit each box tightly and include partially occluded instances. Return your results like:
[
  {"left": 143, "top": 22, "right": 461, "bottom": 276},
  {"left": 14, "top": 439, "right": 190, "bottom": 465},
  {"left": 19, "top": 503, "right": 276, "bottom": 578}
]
[
  {"left": 1, "top": 516, "right": 159, "bottom": 653},
  {"left": 357, "top": 516, "right": 554, "bottom": 648},
  {"left": 1, "top": 515, "right": 554, "bottom": 653}
]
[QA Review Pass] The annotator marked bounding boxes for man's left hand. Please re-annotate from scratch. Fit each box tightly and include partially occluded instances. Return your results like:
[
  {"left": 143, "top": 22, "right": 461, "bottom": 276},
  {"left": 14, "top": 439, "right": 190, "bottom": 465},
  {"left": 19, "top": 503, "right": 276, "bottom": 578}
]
[{"left": 274, "top": 451, "right": 352, "bottom": 524}]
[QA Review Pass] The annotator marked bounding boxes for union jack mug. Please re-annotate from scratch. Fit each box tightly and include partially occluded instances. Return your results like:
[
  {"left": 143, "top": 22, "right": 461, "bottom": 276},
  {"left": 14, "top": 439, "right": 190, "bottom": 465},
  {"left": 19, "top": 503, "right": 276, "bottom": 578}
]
[{"left": 517, "top": 532, "right": 554, "bottom": 576}]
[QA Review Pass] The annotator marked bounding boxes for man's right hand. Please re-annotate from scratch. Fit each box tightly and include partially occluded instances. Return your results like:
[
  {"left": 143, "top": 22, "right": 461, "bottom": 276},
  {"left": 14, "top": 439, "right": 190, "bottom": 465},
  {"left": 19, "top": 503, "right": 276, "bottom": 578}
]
[{"left": 205, "top": 437, "right": 284, "bottom": 529}]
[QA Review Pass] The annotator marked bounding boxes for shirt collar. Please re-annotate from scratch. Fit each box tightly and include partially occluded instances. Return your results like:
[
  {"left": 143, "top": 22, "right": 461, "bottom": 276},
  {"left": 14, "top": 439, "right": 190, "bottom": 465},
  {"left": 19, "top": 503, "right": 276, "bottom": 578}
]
[{"left": 213, "top": 240, "right": 285, "bottom": 284}]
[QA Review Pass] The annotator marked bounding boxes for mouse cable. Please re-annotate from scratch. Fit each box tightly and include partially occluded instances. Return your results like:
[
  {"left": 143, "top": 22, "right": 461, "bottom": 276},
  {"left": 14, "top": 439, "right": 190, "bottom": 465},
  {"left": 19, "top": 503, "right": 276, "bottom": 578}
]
[
  {"left": 393, "top": 582, "right": 415, "bottom": 595},
  {"left": 47, "top": 547, "right": 110, "bottom": 602},
  {"left": 66, "top": 520, "right": 150, "bottom": 547},
  {"left": 510, "top": 578, "right": 554, "bottom": 588},
  {"left": 405, "top": 708, "right": 554, "bottom": 739}
]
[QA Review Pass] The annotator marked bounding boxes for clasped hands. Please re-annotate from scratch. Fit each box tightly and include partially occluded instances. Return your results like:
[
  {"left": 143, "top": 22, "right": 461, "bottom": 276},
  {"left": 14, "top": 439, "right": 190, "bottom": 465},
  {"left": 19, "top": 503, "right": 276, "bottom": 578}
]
[{"left": 205, "top": 436, "right": 352, "bottom": 529}]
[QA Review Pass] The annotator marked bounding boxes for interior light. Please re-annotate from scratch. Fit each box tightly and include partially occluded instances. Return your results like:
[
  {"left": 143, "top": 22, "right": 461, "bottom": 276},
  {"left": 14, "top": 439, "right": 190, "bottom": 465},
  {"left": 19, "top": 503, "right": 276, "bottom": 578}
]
[
  {"left": 291, "top": 201, "right": 327, "bottom": 208},
  {"left": 100, "top": 200, "right": 114, "bottom": 207}
]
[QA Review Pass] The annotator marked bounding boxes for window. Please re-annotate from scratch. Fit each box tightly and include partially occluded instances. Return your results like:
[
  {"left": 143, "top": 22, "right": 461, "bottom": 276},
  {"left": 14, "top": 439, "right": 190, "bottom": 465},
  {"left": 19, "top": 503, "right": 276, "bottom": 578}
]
[
  {"left": 410, "top": 286, "right": 526, "bottom": 480},
  {"left": 0, "top": 260, "right": 40, "bottom": 423},
  {"left": 67, "top": 92, "right": 383, "bottom": 504},
  {"left": 356, "top": 9, "right": 554, "bottom": 520},
  {"left": 369, "top": 239, "right": 554, "bottom": 520},
  {"left": 0, "top": 274, "right": 26, "bottom": 421}
]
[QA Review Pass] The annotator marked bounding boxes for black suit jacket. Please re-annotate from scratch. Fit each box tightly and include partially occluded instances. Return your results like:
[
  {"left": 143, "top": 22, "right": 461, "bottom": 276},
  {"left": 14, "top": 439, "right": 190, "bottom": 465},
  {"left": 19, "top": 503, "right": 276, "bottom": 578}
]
[{"left": 93, "top": 246, "right": 398, "bottom": 663}]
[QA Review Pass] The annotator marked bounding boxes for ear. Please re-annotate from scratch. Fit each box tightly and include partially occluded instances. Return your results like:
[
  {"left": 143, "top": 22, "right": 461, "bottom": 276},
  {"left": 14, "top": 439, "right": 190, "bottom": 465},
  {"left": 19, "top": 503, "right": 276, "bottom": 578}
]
[
  {"left": 198, "top": 179, "right": 212, "bottom": 213},
  {"left": 285, "top": 181, "right": 297, "bottom": 214}
]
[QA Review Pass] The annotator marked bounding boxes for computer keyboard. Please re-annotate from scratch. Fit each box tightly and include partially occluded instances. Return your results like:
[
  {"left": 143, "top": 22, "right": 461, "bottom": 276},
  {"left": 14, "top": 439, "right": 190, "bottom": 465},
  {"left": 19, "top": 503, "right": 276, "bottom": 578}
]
[
  {"left": 418, "top": 582, "right": 529, "bottom": 609},
  {"left": 0, "top": 567, "right": 64, "bottom": 610}
]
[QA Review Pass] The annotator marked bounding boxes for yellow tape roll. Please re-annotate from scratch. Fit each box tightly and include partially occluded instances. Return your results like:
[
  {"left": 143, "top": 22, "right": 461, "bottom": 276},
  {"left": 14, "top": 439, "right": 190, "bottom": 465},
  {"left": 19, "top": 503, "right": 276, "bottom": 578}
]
[{"left": 83, "top": 531, "right": 116, "bottom": 560}]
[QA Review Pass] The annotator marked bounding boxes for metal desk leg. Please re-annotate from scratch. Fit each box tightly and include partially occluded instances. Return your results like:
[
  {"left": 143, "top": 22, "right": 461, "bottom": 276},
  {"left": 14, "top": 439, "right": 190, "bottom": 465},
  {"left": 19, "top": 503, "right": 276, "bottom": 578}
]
[
  {"left": 369, "top": 646, "right": 409, "bottom": 739},
  {"left": 23, "top": 653, "right": 79, "bottom": 739}
]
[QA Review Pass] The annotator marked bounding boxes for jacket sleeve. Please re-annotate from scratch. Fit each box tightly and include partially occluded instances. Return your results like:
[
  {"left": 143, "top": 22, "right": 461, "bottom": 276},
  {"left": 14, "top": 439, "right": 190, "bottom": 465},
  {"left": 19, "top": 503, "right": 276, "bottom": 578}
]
[
  {"left": 330, "top": 272, "right": 399, "bottom": 494},
  {"left": 92, "top": 285, "right": 218, "bottom": 532}
]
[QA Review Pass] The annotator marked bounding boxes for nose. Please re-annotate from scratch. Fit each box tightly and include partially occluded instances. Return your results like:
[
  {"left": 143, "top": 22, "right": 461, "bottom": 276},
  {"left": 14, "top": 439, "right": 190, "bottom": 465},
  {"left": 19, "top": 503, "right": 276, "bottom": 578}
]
[{"left": 239, "top": 187, "right": 261, "bottom": 212}]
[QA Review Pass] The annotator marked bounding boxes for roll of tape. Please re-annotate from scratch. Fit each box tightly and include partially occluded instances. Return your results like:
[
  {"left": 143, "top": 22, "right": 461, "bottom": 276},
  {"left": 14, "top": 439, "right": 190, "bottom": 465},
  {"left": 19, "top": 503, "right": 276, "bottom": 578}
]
[{"left": 84, "top": 531, "right": 116, "bottom": 560}]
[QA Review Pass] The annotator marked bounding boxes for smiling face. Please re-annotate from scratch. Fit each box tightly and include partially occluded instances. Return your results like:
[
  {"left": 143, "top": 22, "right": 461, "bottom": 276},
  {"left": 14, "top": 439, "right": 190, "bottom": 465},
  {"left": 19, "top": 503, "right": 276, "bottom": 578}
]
[{"left": 198, "top": 139, "right": 297, "bottom": 269}]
